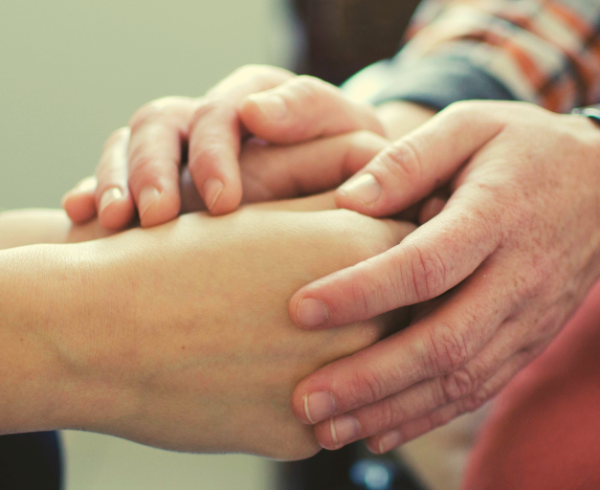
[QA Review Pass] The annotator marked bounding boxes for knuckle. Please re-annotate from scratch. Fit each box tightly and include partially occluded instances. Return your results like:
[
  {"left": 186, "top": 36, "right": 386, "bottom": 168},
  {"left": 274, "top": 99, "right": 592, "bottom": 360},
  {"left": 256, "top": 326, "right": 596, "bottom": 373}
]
[
  {"left": 376, "top": 139, "right": 422, "bottom": 182},
  {"left": 102, "top": 127, "right": 129, "bottom": 151},
  {"left": 439, "top": 367, "right": 479, "bottom": 404},
  {"left": 407, "top": 244, "right": 448, "bottom": 301},
  {"left": 128, "top": 153, "right": 158, "bottom": 178},
  {"left": 349, "top": 273, "right": 373, "bottom": 319},
  {"left": 348, "top": 368, "right": 387, "bottom": 407},
  {"left": 464, "top": 386, "right": 492, "bottom": 412},
  {"left": 129, "top": 96, "right": 184, "bottom": 129},
  {"left": 285, "top": 75, "right": 331, "bottom": 105},
  {"left": 345, "top": 255, "right": 398, "bottom": 317},
  {"left": 426, "top": 322, "right": 471, "bottom": 375},
  {"left": 375, "top": 399, "right": 406, "bottom": 431},
  {"left": 511, "top": 265, "right": 551, "bottom": 303},
  {"left": 189, "top": 98, "right": 228, "bottom": 127}
]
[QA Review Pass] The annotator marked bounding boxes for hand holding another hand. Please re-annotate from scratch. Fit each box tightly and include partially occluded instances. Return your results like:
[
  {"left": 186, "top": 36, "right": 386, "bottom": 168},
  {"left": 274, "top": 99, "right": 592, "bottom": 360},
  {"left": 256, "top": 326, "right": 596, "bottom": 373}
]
[
  {"left": 62, "top": 65, "right": 385, "bottom": 228},
  {"left": 289, "top": 101, "right": 600, "bottom": 453}
]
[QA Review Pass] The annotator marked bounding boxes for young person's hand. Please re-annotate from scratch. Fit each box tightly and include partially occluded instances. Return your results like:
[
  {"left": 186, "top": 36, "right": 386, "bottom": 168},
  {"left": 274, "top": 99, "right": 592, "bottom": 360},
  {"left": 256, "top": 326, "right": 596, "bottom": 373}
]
[
  {"left": 62, "top": 65, "right": 385, "bottom": 229},
  {"left": 0, "top": 194, "right": 415, "bottom": 460}
]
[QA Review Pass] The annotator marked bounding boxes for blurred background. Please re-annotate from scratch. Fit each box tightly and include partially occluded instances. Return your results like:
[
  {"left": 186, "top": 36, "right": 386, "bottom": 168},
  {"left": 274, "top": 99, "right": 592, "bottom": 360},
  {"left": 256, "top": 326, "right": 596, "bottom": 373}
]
[
  {"left": 0, "top": 0, "right": 416, "bottom": 210},
  {"left": 0, "top": 0, "right": 296, "bottom": 210},
  {"left": 0, "top": 1, "right": 420, "bottom": 489}
]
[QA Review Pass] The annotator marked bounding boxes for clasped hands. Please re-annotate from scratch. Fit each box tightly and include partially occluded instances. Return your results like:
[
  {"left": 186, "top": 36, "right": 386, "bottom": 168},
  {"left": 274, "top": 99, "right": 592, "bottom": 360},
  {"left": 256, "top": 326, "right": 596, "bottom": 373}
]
[{"left": 63, "top": 65, "right": 600, "bottom": 456}]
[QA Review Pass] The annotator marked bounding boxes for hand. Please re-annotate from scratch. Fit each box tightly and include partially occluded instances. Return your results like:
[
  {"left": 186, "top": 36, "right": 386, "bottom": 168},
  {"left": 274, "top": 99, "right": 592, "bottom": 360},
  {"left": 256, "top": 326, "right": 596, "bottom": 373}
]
[
  {"left": 287, "top": 101, "right": 600, "bottom": 453},
  {"left": 32, "top": 197, "right": 414, "bottom": 460},
  {"left": 62, "top": 65, "right": 384, "bottom": 229},
  {"left": 63, "top": 127, "right": 391, "bottom": 227}
]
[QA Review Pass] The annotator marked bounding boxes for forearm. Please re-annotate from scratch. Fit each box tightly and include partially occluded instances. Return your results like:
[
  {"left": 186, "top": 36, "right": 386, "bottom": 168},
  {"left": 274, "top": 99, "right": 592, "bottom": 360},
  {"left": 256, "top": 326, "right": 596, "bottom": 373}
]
[
  {"left": 0, "top": 209, "right": 112, "bottom": 250},
  {"left": 0, "top": 244, "right": 82, "bottom": 433}
]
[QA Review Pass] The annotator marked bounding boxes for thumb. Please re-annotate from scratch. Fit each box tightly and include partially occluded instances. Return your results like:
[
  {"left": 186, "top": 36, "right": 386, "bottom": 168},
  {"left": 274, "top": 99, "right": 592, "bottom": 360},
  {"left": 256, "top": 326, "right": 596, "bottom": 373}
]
[
  {"left": 334, "top": 102, "right": 504, "bottom": 217},
  {"left": 240, "top": 131, "right": 388, "bottom": 203}
]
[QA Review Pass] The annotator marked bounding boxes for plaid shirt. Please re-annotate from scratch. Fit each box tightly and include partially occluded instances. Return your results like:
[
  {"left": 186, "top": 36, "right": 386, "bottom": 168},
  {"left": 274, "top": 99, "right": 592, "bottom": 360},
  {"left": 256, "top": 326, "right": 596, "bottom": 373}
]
[{"left": 344, "top": 0, "right": 600, "bottom": 113}]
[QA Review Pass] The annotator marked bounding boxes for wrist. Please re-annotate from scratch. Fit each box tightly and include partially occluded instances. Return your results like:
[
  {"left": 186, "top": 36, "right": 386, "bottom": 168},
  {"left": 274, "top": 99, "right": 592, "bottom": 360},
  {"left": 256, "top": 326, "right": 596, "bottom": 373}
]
[
  {"left": 0, "top": 239, "right": 138, "bottom": 436},
  {"left": 0, "top": 244, "right": 96, "bottom": 433},
  {"left": 47, "top": 238, "right": 139, "bottom": 435}
]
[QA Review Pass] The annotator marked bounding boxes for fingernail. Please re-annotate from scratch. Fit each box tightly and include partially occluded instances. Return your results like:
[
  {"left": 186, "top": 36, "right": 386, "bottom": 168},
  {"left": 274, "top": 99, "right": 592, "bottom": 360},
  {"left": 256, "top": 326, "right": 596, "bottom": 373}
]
[
  {"left": 339, "top": 173, "right": 381, "bottom": 205},
  {"left": 330, "top": 416, "right": 360, "bottom": 447},
  {"left": 139, "top": 186, "right": 161, "bottom": 219},
  {"left": 296, "top": 298, "right": 329, "bottom": 328},
  {"left": 248, "top": 94, "right": 288, "bottom": 121},
  {"left": 303, "top": 392, "right": 337, "bottom": 424},
  {"left": 75, "top": 176, "right": 97, "bottom": 193},
  {"left": 99, "top": 188, "right": 124, "bottom": 214},
  {"left": 203, "top": 178, "right": 224, "bottom": 211},
  {"left": 377, "top": 430, "right": 403, "bottom": 454}
]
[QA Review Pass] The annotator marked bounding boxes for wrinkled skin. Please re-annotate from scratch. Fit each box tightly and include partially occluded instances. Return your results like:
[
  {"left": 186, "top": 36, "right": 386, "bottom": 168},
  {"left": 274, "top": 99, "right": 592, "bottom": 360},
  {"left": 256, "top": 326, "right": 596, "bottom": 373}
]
[{"left": 287, "top": 101, "right": 600, "bottom": 453}]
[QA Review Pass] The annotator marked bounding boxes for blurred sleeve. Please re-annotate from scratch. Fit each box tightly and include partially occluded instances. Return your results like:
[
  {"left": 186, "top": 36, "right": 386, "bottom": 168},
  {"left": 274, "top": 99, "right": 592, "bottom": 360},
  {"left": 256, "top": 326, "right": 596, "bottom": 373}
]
[{"left": 343, "top": 0, "right": 600, "bottom": 112}]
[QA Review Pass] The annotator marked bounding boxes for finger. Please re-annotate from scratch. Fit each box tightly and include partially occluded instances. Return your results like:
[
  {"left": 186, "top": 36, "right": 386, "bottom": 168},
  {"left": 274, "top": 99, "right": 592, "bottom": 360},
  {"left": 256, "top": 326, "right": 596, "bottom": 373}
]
[
  {"left": 365, "top": 349, "right": 536, "bottom": 454},
  {"left": 240, "top": 131, "right": 388, "bottom": 203},
  {"left": 334, "top": 101, "right": 504, "bottom": 217},
  {"left": 419, "top": 189, "right": 449, "bottom": 225},
  {"left": 127, "top": 96, "right": 199, "bottom": 227},
  {"left": 62, "top": 176, "right": 98, "bottom": 224},
  {"left": 240, "top": 75, "right": 385, "bottom": 144},
  {"left": 179, "top": 166, "right": 207, "bottom": 214},
  {"left": 290, "top": 186, "right": 502, "bottom": 329},
  {"left": 93, "top": 128, "right": 136, "bottom": 230},
  {"left": 314, "top": 316, "right": 534, "bottom": 450},
  {"left": 187, "top": 65, "right": 294, "bottom": 215},
  {"left": 291, "top": 259, "right": 514, "bottom": 426}
]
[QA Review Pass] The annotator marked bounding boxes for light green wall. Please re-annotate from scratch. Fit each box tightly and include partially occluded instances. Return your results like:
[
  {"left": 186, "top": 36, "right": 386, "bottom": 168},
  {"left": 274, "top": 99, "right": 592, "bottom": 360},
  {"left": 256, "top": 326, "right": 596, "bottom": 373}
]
[{"left": 0, "top": 0, "right": 284, "bottom": 209}]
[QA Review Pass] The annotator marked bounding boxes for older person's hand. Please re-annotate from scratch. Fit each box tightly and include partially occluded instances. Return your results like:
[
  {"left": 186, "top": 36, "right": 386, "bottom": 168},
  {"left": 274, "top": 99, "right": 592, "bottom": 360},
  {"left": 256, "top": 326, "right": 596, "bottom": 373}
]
[{"left": 289, "top": 101, "right": 600, "bottom": 454}]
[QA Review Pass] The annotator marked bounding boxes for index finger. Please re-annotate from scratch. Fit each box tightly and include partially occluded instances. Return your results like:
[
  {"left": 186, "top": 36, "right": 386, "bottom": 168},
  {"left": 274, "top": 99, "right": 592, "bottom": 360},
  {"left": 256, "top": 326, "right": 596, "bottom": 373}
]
[
  {"left": 334, "top": 101, "right": 505, "bottom": 218},
  {"left": 291, "top": 258, "right": 513, "bottom": 425},
  {"left": 290, "top": 187, "right": 501, "bottom": 329}
]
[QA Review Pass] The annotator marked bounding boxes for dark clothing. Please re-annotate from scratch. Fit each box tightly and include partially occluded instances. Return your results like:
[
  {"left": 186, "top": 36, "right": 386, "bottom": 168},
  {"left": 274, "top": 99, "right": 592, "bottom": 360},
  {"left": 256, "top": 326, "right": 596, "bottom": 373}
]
[{"left": 0, "top": 432, "right": 62, "bottom": 490}]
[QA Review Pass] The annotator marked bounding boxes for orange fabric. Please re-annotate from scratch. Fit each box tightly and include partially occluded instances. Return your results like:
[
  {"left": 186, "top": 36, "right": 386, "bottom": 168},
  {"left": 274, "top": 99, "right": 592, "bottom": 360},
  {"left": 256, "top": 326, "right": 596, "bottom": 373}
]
[
  {"left": 463, "top": 280, "right": 600, "bottom": 490},
  {"left": 403, "top": 0, "right": 600, "bottom": 110}
]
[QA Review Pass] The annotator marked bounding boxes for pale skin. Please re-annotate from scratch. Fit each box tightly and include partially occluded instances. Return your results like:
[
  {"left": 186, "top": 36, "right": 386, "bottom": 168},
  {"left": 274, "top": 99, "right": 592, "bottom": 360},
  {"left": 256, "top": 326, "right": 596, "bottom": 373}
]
[
  {"left": 68, "top": 65, "right": 600, "bottom": 456},
  {"left": 62, "top": 65, "right": 434, "bottom": 228},
  {"left": 2, "top": 134, "right": 418, "bottom": 460}
]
